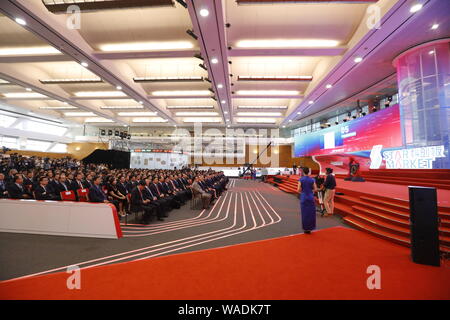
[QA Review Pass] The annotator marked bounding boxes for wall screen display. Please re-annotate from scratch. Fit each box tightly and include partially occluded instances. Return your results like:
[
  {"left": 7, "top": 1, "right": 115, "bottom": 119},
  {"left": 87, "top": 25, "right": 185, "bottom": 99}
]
[{"left": 294, "top": 104, "right": 403, "bottom": 157}]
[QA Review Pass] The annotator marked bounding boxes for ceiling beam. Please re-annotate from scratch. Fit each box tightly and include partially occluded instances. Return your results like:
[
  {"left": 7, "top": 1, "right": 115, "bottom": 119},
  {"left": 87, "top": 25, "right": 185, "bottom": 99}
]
[
  {"left": 0, "top": 0, "right": 177, "bottom": 125},
  {"left": 0, "top": 72, "right": 126, "bottom": 125},
  {"left": 186, "top": 0, "right": 233, "bottom": 123}
]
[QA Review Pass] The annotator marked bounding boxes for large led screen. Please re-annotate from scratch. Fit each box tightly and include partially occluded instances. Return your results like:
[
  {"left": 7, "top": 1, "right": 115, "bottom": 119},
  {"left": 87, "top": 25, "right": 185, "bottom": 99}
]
[{"left": 294, "top": 104, "right": 403, "bottom": 157}]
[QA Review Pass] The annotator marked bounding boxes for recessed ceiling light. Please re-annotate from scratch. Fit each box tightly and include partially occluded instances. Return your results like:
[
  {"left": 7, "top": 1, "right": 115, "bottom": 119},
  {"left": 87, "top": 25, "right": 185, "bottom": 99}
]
[
  {"left": 99, "top": 41, "right": 194, "bottom": 52},
  {"left": 236, "top": 39, "right": 339, "bottom": 48},
  {"left": 217, "top": 84, "right": 223, "bottom": 88},
  {"left": 64, "top": 112, "right": 95, "bottom": 117},
  {"left": 139, "top": 101, "right": 143, "bottom": 104},
  {"left": 429, "top": 50, "right": 435, "bottom": 55},
  {"left": 2, "top": 92, "right": 47, "bottom": 98},
  {"left": 15, "top": 18, "right": 26, "bottom": 25},
  {"left": 63, "top": 102, "right": 68, "bottom": 105},
  {"left": 0, "top": 46, "right": 61, "bottom": 56},
  {"left": 288, "top": 120, "right": 292, "bottom": 122},
  {"left": 236, "top": 90, "right": 300, "bottom": 96},
  {"left": 354, "top": 57, "right": 363, "bottom": 63},
  {"left": 152, "top": 90, "right": 211, "bottom": 96},
  {"left": 118, "top": 112, "right": 157, "bottom": 116},
  {"left": 199, "top": 9, "right": 209, "bottom": 17},
  {"left": 80, "top": 62, "right": 88, "bottom": 67},
  {"left": 211, "top": 58, "right": 218, "bottom": 64},
  {"left": 221, "top": 100, "right": 226, "bottom": 104},
  {"left": 175, "top": 111, "right": 218, "bottom": 116},
  {"left": 297, "top": 112, "right": 302, "bottom": 115},
  {"left": 224, "top": 111, "right": 228, "bottom": 114},
  {"left": 326, "top": 84, "right": 332, "bottom": 89},
  {"left": 74, "top": 91, "right": 126, "bottom": 97},
  {"left": 308, "top": 100, "right": 314, "bottom": 104},
  {"left": 282, "top": 125, "right": 286, "bottom": 128},
  {"left": 237, "top": 112, "right": 282, "bottom": 116},
  {"left": 410, "top": 3, "right": 423, "bottom": 13},
  {"left": 25, "top": 88, "right": 32, "bottom": 91},
  {"left": 431, "top": 24, "right": 439, "bottom": 30},
  {"left": 116, "top": 86, "right": 122, "bottom": 90}
]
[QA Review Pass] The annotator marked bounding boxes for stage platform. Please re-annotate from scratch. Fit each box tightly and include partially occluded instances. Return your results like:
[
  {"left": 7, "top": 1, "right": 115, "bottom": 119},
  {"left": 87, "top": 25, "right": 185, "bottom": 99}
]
[{"left": 265, "top": 174, "right": 450, "bottom": 254}]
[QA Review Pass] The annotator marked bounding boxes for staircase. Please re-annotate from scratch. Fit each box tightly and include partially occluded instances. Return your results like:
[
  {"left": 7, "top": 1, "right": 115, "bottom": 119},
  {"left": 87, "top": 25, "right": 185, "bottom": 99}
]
[{"left": 265, "top": 173, "right": 450, "bottom": 254}]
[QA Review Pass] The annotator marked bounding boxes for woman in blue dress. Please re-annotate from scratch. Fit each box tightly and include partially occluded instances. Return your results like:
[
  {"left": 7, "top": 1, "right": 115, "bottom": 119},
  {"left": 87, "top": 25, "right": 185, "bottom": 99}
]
[{"left": 297, "top": 167, "right": 318, "bottom": 234}]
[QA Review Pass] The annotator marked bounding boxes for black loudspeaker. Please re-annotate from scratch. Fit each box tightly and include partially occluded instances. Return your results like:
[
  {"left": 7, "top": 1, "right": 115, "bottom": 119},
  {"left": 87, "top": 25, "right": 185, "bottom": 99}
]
[
  {"left": 100, "top": 129, "right": 106, "bottom": 136},
  {"left": 409, "top": 186, "right": 440, "bottom": 266},
  {"left": 108, "top": 130, "right": 112, "bottom": 136},
  {"left": 114, "top": 130, "right": 119, "bottom": 137}
]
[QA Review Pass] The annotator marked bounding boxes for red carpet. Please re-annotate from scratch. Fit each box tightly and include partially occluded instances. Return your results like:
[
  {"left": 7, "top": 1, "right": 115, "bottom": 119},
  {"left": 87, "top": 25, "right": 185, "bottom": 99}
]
[{"left": 1, "top": 227, "right": 449, "bottom": 300}]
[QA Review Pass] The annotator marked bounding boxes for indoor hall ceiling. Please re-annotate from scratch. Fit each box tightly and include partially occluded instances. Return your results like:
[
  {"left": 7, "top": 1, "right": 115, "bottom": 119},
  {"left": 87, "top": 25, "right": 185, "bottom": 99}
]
[{"left": 0, "top": 0, "right": 447, "bottom": 129}]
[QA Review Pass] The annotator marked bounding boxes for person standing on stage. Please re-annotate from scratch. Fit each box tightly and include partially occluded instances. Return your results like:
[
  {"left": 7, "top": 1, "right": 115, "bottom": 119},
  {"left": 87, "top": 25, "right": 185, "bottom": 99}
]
[
  {"left": 297, "top": 167, "right": 317, "bottom": 234},
  {"left": 322, "top": 168, "right": 337, "bottom": 217}
]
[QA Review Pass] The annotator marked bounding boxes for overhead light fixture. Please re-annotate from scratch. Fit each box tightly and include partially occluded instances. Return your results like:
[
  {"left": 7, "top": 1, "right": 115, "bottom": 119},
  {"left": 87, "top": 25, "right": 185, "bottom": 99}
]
[
  {"left": 2, "top": 92, "right": 47, "bottom": 98},
  {"left": 175, "top": 112, "right": 218, "bottom": 116},
  {"left": 0, "top": 46, "right": 61, "bottom": 56},
  {"left": 410, "top": 3, "right": 423, "bottom": 13},
  {"left": 236, "top": 90, "right": 300, "bottom": 96},
  {"left": 308, "top": 100, "right": 314, "bottom": 104},
  {"left": 15, "top": 18, "right": 26, "bottom": 25},
  {"left": 238, "top": 75, "right": 313, "bottom": 81},
  {"left": 326, "top": 84, "right": 332, "bottom": 89},
  {"left": 237, "top": 112, "right": 282, "bottom": 116},
  {"left": 152, "top": 90, "right": 211, "bottom": 96},
  {"left": 217, "top": 84, "right": 223, "bottom": 89},
  {"left": 84, "top": 117, "right": 114, "bottom": 123},
  {"left": 183, "top": 117, "right": 221, "bottom": 123},
  {"left": 236, "top": 39, "right": 339, "bottom": 48},
  {"left": 25, "top": 88, "right": 32, "bottom": 92},
  {"left": 282, "top": 125, "right": 286, "bottom": 128},
  {"left": 224, "top": 111, "right": 228, "bottom": 114},
  {"left": 133, "top": 76, "right": 203, "bottom": 83},
  {"left": 132, "top": 117, "right": 168, "bottom": 123},
  {"left": 118, "top": 112, "right": 157, "bottom": 116},
  {"left": 167, "top": 105, "right": 214, "bottom": 109},
  {"left": 99, "top": 41, "right": 194, "bottom": 52},
  {"left": 100, "top": 106, "right": 144, "bottom": 109},
  {"left": 64, "top": 112, "right": 95, "bottom": 117},
  {"left": 354, "top": 57, "right": 363, "bottom": 63},
  {"left": 236, "top": 118, "right": 276, "bottom": 124},
  {"left": 186, "top": 29, "right": 198, "bottom": 40},
  {"left": 39, "top": 106, "right": 77, "bottom": 110},
  {"left": 74, "top": 91, "right": 127, "bottom": 97},
  {"left": 43, "top": 0, "right": 176, "bottom": 13},
  {"left": 39, "top": 78, "right": 102, "bottom": 84},
  {"left": 297, "top": 112, "right": 302, "bottom": 115},
  {"left": 238, "top": 106, "right": 287, "bottom": 109},
  {"left": 175, "top": 0, "right": 188, "bottom": 9},
  {"left": 429, "top": 50, "right": 435, "bottom": 55},
  {"left": 288, "top": 120, "right": 292, "bottom": 122},
  {"left": 199, "top": 9, "right": 209, "bottom": 17},
  {"left": 211, "top": 58, "right": 219, "bottom": 64},
  {"left": 80, "top": 61, "right": 89, "bottom": 67},
  {"left": 139, "top": 101, "right": 144, "bottom": 104},
  {"left": 116, "top": 86, "right": 122, "bottom": 90},
  {"left": 431, "top": 23, "right": 439, "bottom": 30}
]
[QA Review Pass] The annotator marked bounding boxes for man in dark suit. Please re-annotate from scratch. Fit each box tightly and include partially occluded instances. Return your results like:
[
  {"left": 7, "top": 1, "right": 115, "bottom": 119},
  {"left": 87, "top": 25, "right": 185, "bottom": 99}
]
[
  {"left": 0, "top": 173, "right": 8, "bottom": 198},
  {"left": 149, "top": 177, "right": 172, "bottom": 214},
  {"left": 158, "top": 176, "right": 181, "bottom": 209},
  {"left": 7, "top": 175, "right": 32, "bottom": 199},
  {"left": 34, "top": 177, "right": 58, "bottom": 200},
  {"left": 130, "top": 181, "right": 163, "bottom": 224},
  {"left": 117, "top": 175, "right": 129, "bottom": 197},
  {"left": 70, "top": 172, "right": 87, "bottom": 191},
  {"left": 142, "top": 179, "right": 165, "bottom": 221}
]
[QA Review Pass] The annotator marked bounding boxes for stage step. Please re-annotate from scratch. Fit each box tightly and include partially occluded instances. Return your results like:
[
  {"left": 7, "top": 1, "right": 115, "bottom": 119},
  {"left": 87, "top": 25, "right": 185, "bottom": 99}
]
[{"left": 343, "top": 216, "right": 450, "bottom": 254}]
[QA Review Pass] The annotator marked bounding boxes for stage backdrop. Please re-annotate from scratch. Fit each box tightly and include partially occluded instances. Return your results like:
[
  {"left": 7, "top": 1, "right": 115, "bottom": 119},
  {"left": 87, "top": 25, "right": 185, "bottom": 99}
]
[
  {"left": 294, "top": 104, "right": 449, "bottom": 173},
  {"left": 130, "top": 150, "right": 189, "bottom": 170}
]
